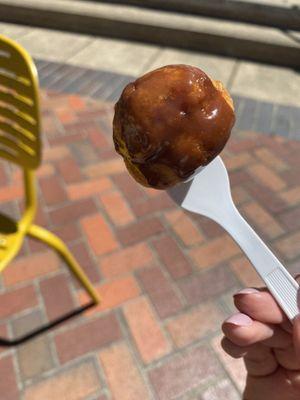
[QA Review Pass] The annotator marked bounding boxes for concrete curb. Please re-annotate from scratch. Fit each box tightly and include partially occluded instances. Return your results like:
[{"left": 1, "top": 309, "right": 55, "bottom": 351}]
[
  {"left": 0, "top": 0, "right": 300, "bottom": 68},
  {"left": 85, "top": 0, "right": 300, "bottom": 31}
]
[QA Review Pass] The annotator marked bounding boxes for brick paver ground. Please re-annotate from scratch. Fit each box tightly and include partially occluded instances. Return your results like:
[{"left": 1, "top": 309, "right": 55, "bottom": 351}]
[{"left": 0, "top": 68, "right": 299, "bottom": 399}]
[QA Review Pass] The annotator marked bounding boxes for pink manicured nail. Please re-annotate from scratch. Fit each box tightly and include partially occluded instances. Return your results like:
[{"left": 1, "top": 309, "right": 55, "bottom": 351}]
[
  {"left": 225, "top": 313, "right": 253, "bottom": 327},
  {"left": 234, "top": 288, "right": 260, "bottom": 297}
]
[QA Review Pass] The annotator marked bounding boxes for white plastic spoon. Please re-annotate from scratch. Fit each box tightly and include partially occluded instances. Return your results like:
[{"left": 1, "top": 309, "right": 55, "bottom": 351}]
[{"left": 168, "top": 156, "right": 299, "bottom": 321}]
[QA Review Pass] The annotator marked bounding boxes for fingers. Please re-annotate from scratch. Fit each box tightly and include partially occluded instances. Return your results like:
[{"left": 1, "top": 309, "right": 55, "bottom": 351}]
[
  {"left": 234, "top": 275, "right": 300, "bottom": 325},
  {"left": 222, "top": 313, "right": 292, "bottom": 348},
  {"left": 233, "top": 288, "right": 287, "bottom": 324},
  {"left": 222, "top": 331, "right": 300, "bottom": 372},
  {"left": 245, "top": 368, "right": 300, "bottom": 400},
  {"left": 274, "top": 345, "right": 300, "bottom": 370},
  {"left": 221, "top": 337, "right": 249, "bottom": 358},
  {"left": 244, "top": 344, "right": 278, "bottom": 376},
  {"left": 281, "top": 319, "right": 293, "bottom": 334},
  {"left": 221, "top": 337, "right": 278, "bottom": 376},
  {"left": 293, "top": 314, "right": 300, "bottom": 359},
  {"left": 286, "top": 370, "right": 300, "bottom": 394}
]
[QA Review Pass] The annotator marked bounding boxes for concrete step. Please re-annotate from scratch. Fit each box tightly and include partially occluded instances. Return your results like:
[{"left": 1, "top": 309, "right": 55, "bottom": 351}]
[
  {"left": 0, "top": 0, "right": 300, "bottom": 68},
  {"left": 84, "top": 0, "right": 300, "bottom": 31}
]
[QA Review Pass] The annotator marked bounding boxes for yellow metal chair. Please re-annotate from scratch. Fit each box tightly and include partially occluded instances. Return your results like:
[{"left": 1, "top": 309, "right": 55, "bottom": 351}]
[{"left": 0, "top": 34, "right": 99, "bottom": 304}]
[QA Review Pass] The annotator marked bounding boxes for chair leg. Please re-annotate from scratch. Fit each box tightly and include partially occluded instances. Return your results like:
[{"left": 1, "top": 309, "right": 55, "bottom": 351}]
[{"left": 27, "top": 224, "right": 100, "bottom": 304}]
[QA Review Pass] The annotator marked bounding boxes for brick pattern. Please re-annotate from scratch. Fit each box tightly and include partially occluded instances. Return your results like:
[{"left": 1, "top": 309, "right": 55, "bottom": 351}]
[
  {"left": 23, "top": 360, "right": 101, "bottom": 400},
  {"left": 99, "top": 342, "right": 151, "bottom": 400},
  {"left": 55, "top": 314, "right": 122, "bottom": 363},
  {"left": 0, "top": 356, "right": 19, "bottom": 400},
  {"left": 179, "top": 265, "right": 238, "bottom": 305},
  {"left": 189, "top": 235, "right": 240, "bottom": 270},
  {"left": 230, "top": 257, "right": 264, "bottom": 287},
  {"left": 80, "top": 214, "right": 118, "bottom": 256},
  {"left": 116, "top": 217, "right": 164, "bottom": 246},
  {"left": 1, "top": 85, "right": 299, "bottom": 399},
  {"left": 166, "top": 302, "right": 224, "bottom": 348},
  {"left": 200, "top": 378, "right": 240, "bottom": 400},
  {"left": 0, "top": 285, "right": 38, "bottom": 319},
  {"left": 149, "top": 345, "right": 223, "bottom": 399},
  {"left": 3, "top": 251, "right": 60, "bottom": 286},
  {"left": 100, "top": 190, "right": 135, "bottom": 226},
  {"left": 12, "top": 311, "right": 54, "bottom": 380},
  {"left": 123, "top": 297, "right": 171, "bottom": 364},
  {"left": 68, "top": 241, "right": 100, "bottom": 283},
  {"left": 39, "top": 175, "right": 68, "bottom": 206},
  {"left": 241, "top": 201, "right": 284, "bottom": 239},
  {"left": 78, "top": 275, "right": 140, "bottom": 314},
  {"left": 137, "top": 266, "right": 182, "bottom": 318},
  {"left": 164, "top": 209, "right": 205, "bottom": 246},
  {"left": 40, "top": 274, "right": 75, "bottom": 320},
  {"left": 153, "top": 236, "right": 192, "bottom": 279},
  {"left": 100, "top": 242, "right": 153, "bottom": 278},
  {"left": 212, "top": 335, "right": 247, "bottom": 392}
]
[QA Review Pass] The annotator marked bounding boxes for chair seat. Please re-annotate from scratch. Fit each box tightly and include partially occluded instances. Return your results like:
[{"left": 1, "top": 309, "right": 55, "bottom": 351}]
[{"left": 0, "top": 213, "right": 25, "bottom": 272}]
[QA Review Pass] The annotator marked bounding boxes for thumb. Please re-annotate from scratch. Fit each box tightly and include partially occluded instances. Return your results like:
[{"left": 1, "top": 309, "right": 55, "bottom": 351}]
[{"left": 293, "top": 314, "right": 300, "bottom": 359}]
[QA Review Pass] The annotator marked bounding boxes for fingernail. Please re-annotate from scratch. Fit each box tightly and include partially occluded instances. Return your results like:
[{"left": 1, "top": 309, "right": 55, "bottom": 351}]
[
  {"left": 225, "top": 313, "right": 253, "bottom": 327},
  {"left": 234, "top": 288, "right": 260, "bottom": 297}
]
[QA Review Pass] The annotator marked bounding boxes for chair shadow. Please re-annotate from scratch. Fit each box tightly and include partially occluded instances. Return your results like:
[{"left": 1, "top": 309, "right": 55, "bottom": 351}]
[
  {"left": 0, "top": 301, "right": 95, "bottom": 346},
  {"left": 0, "top": 213, "right": 18, "bottom": 234}
]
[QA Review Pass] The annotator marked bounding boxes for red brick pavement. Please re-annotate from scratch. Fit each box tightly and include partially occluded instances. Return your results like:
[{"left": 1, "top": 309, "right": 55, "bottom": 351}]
[{"left": 0, "top": 90, "right": 299, "bottom": 399}]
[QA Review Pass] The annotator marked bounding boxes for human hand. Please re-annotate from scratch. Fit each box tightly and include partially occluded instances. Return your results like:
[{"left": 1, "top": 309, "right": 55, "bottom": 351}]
[{"left": 222, "top": 287, "right": 300, "bottom": 400}]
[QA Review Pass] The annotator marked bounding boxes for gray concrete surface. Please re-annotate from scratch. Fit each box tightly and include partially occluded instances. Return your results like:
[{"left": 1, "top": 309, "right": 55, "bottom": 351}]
[
  {"left": 231, "top": 62, "right": 300, "bottom": 107},
  {"left": 68, "top": 37, "right": 160, "bottom": 76},
  {"left": 0, "top": 22, "right": 299, "bottom": 108},
  {"left": 34, "top": 0, "right": 300, "bottom": 31},
  {"left": 0, "top": 21, "right": 31, "bottom": 39},
  {"left": 15, "top": 27, "right": 91, "bottom": 62},
  {"left": 0, "top": 0, "right": 299, "bottom": 68},
  {"left": 143, "top": 48, "right": 237, "bottom": 86}
]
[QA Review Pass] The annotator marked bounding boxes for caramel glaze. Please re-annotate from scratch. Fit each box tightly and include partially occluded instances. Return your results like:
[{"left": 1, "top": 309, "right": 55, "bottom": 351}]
[{"left": 113, "top": 64, "right": 235, "bottom": 189}]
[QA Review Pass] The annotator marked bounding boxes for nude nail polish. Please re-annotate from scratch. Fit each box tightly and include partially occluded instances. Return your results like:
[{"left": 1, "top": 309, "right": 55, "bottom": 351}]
[
  {"left": 233, "top": 288, "right": 260, "bottom": 297},
  {"left": 225, "top": 313, "right": 252, "bottom": 326}
]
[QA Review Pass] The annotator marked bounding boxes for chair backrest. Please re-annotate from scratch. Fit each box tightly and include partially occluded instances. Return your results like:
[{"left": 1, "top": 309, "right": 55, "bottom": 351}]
[{"left": 0, "top": 34, "right": 41, "bottom": 170}]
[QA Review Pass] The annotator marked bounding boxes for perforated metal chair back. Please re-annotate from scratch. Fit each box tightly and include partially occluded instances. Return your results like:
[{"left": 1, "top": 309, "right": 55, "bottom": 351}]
[{"left": 0, "top": 34, "right": 41, "bottom": 169}]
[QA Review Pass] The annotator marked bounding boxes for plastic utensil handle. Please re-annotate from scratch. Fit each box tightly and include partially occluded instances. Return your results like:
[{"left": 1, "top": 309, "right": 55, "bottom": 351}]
[{"left": 216, "top": 204, "right": 299, "bottom": 321}]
